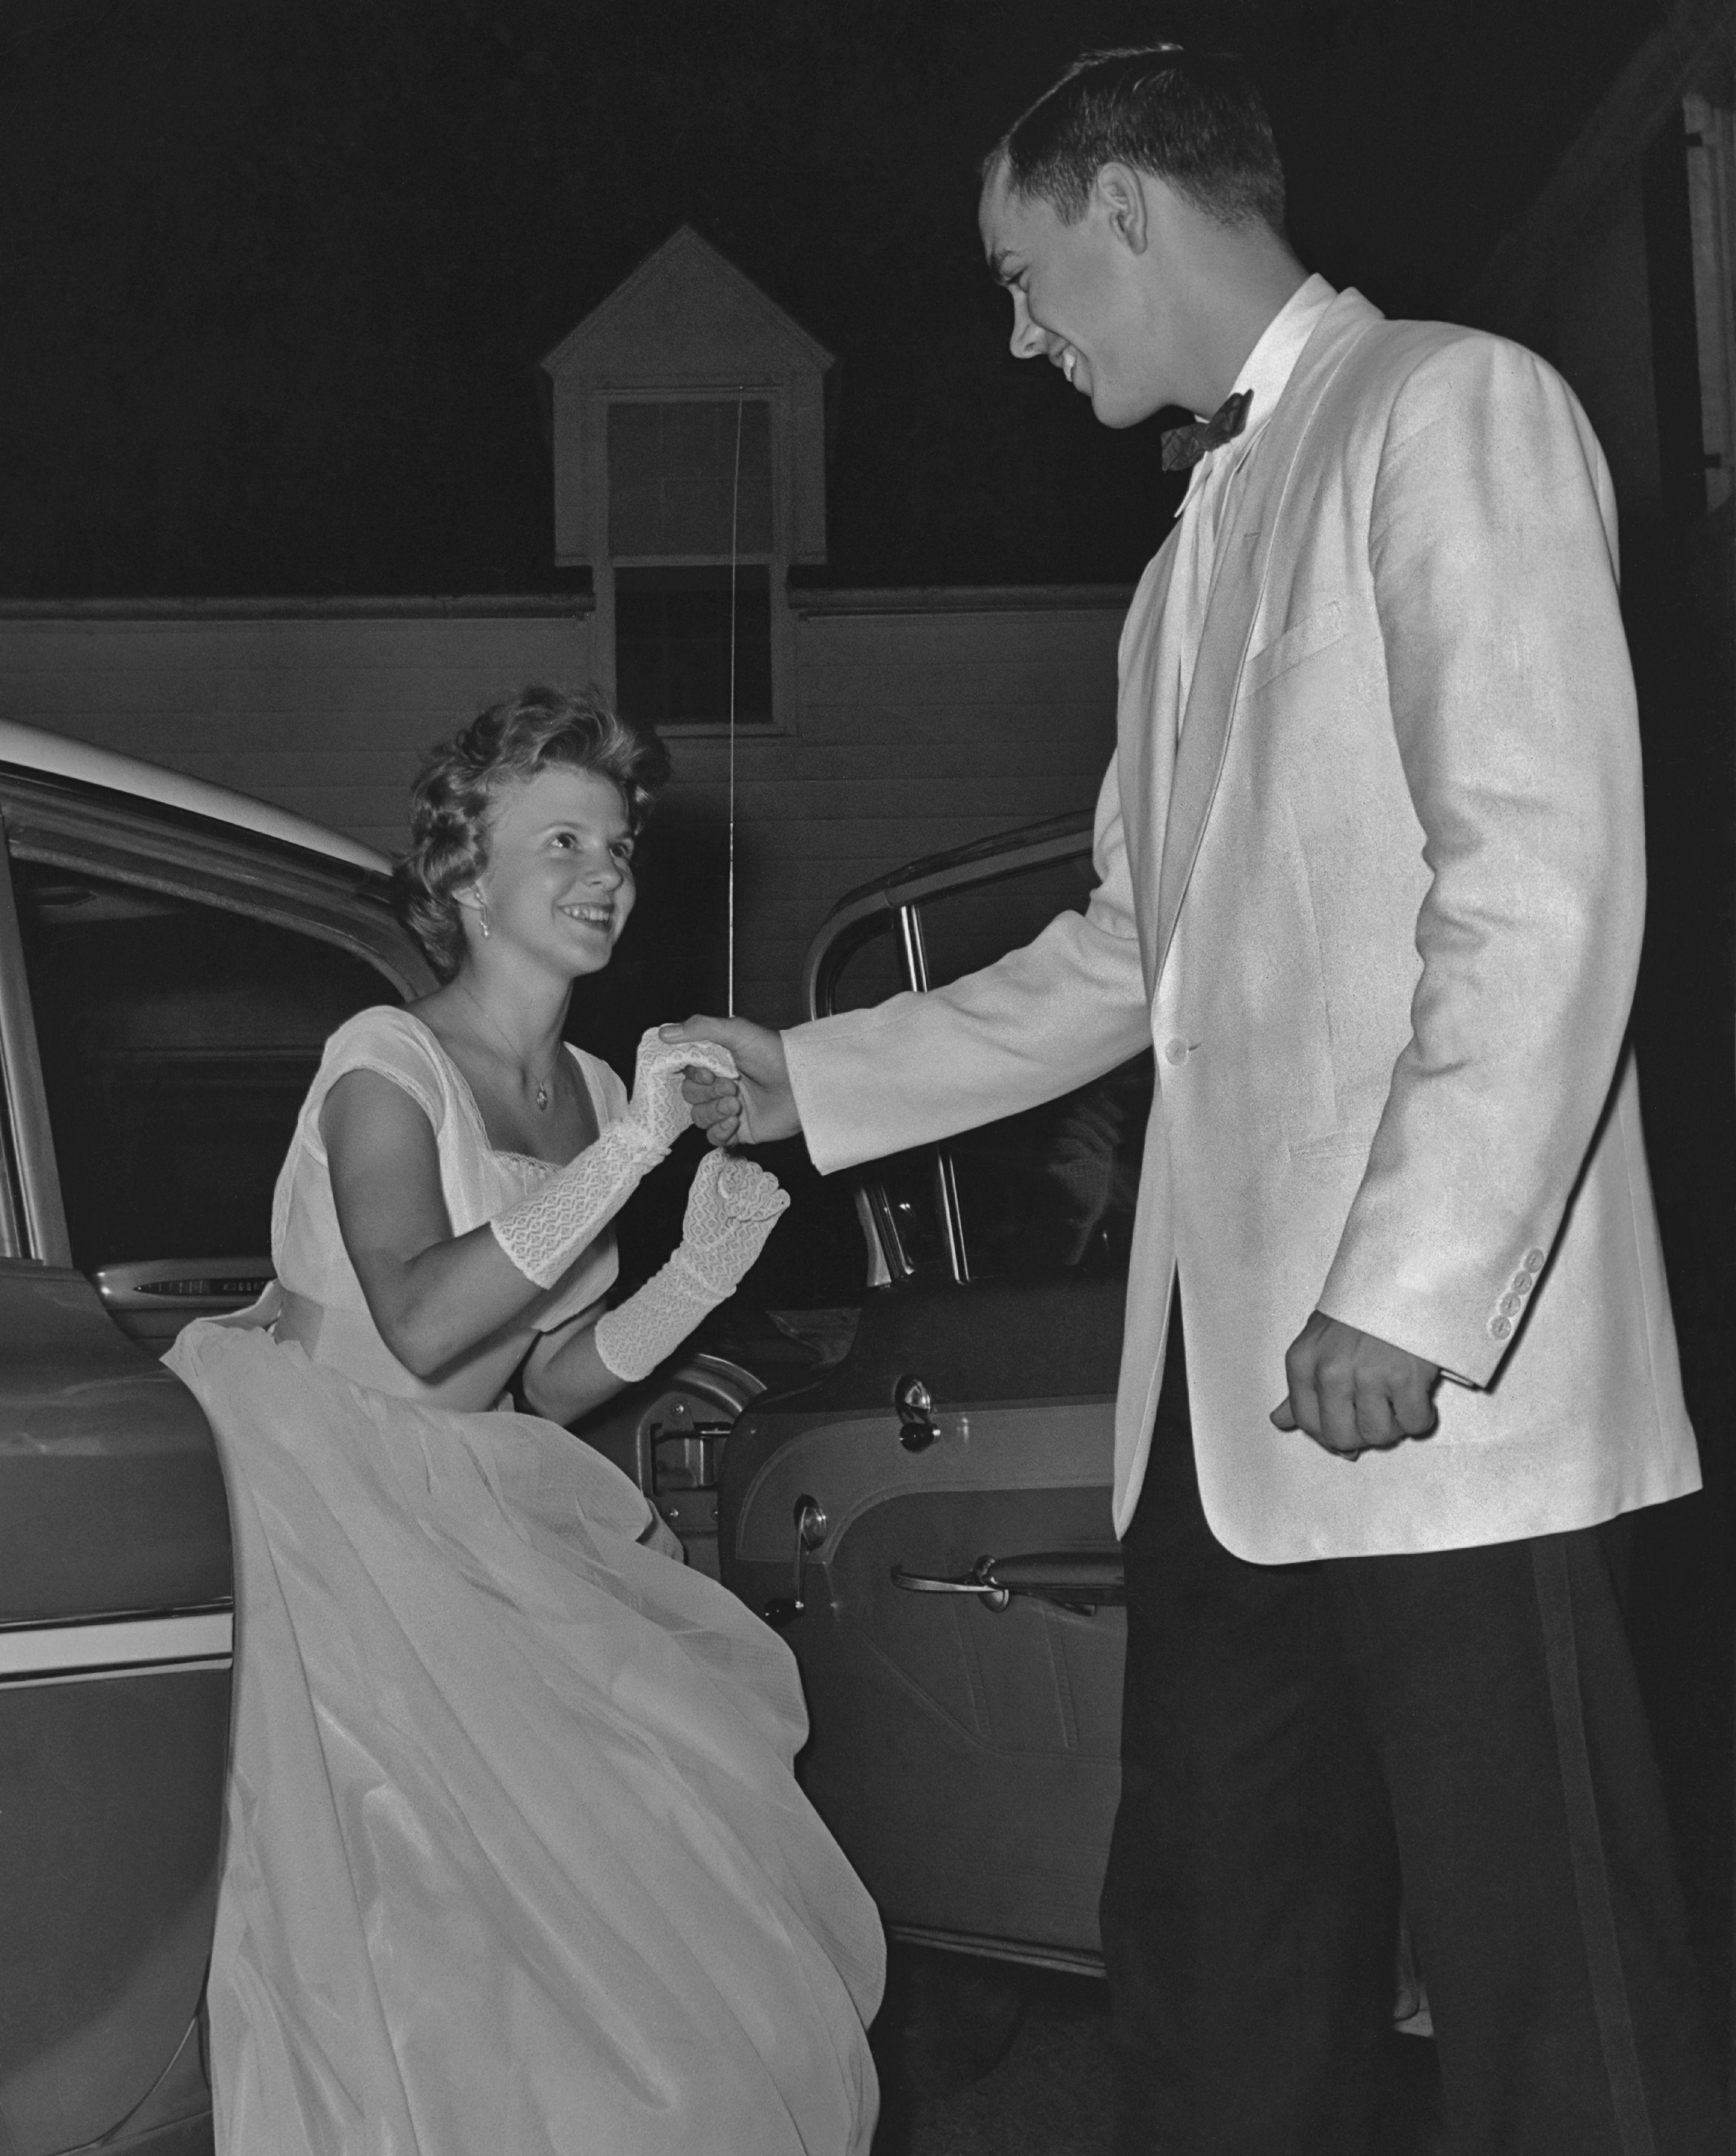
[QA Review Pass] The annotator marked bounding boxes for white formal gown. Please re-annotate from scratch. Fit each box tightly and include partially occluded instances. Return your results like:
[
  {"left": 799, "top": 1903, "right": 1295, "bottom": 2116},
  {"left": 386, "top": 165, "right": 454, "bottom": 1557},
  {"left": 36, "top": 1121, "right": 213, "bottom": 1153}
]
[{"left": 166, "top": 1008, "right": 883, "bottom": 2155}]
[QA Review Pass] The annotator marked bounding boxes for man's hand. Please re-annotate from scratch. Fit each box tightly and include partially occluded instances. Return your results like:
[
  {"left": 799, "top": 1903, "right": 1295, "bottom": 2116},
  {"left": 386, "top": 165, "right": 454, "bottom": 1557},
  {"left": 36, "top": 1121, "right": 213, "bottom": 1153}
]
[
  {"left": 660, "top": 1015, "right": 800, "bottom": 1148},
  {"left": 1271, "top": 1311, "right": 1440, "bottom": 1460}
]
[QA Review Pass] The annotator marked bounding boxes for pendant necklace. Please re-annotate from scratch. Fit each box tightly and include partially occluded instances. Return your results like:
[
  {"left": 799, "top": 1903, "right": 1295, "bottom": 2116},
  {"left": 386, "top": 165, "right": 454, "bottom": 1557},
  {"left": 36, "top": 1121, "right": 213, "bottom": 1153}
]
[{"left": 458, "top": 981, "right": 559, "bottom": 1111}]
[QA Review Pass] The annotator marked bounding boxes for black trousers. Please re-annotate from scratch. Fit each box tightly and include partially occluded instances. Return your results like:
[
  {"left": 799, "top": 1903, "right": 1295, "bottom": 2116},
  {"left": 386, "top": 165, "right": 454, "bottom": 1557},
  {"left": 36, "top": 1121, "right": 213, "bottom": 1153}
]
[{"left": 1100, "top": 1322, "right": 1727, "bottom": 2155}]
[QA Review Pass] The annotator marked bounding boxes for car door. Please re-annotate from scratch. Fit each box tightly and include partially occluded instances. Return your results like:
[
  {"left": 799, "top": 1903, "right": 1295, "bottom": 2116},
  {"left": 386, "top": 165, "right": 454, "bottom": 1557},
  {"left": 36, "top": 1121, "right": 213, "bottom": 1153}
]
[
  {"left": 719, "top": 817, "right": 1149, "bottom": 1973},
  {"left": 0, "top": 772, "right": 428, "bottom": 2154}
]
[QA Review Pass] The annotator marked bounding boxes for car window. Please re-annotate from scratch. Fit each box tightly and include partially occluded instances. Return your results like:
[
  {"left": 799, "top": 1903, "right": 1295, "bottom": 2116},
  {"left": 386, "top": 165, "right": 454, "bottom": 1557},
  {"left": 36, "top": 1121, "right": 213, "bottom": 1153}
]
[
  {"left": 916, "top": 851, "right": 1102, "bottom": 985},
  {"left": 14, "top": 859, "right": 393, "bottom": 1272},
  {"left": 919, "top": 863, "right": 1153, "bottom": 1278},
  {"left": 827, "top": 919, "right": 951, "bottom": 1277},
  {"left": 942, "top": 1051, "right": 1153, "bottom": 1277},
  {"left": 825, "top": 852, "right": 1154, "bottom": 1284}
]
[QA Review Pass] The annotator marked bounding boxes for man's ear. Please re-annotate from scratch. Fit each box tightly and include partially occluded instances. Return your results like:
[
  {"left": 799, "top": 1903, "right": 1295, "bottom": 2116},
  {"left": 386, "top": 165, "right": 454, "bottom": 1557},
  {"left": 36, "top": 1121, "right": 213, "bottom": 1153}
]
[{"left": 1095, "top": 162, "right": 1149, "bottom": 254}]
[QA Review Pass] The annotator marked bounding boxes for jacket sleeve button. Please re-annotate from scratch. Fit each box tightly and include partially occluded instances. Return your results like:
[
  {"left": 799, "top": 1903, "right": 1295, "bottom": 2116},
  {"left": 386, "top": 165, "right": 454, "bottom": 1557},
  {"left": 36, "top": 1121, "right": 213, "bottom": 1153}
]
[
  {"left": 1523, "top": 1248, "right": 1545, "bottom": 1272},
  {"left": 1499, "top": 1291, "right": 1522, "bottom": 1316},
  {"left": 1490, "top": 1314, "right": 1512, "bottom": 1340},
  {"left": 1511, "top": 1272, "right": 1533, "bottom": 1295}
]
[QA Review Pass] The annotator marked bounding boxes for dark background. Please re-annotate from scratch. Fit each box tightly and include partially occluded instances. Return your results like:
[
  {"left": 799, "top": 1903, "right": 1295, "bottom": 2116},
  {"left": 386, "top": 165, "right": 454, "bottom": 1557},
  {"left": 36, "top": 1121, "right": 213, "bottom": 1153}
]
[{"left": 0, "top": 0, "right": 1684, "bottom": 596}]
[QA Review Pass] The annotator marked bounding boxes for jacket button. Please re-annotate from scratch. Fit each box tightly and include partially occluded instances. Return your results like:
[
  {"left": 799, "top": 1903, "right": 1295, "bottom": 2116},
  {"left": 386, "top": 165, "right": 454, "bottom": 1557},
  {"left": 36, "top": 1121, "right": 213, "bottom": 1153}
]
[
  {"left": 1499, "top": 1292, "right": 1522, "bottom": 1317},
  {"left": 1164, "top": 1039, "right": 1188, "bottom": 1065},
  {"left": 1523, "top": 1248, "right": 1545, "bottom": 1272},
  {"left": 1511, "top": 1272, "right": 1533, "bottom": 1295},
  {"left": 1490, "top": 1314, "right": 1512, "bottom": 1340}
]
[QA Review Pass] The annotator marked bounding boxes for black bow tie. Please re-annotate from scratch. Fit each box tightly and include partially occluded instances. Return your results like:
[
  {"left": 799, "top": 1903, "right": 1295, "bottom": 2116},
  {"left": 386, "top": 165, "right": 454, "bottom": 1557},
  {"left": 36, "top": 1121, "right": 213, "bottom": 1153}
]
[{"left": 1160, "top": 388, "right": 1253, "bottom": 473}]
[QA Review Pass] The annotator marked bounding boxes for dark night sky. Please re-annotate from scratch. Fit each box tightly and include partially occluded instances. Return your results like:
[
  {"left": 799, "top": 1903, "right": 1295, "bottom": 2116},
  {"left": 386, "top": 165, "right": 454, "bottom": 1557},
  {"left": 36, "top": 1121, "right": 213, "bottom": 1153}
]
[{"left": 0, "top": 0, "right": 1669, "bottom": 596}]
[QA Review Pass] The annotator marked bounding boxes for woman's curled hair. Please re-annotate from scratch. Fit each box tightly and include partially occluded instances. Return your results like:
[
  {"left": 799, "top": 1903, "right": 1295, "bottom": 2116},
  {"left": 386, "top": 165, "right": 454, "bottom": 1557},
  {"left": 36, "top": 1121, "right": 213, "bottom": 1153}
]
[{"left": 393, "top": 685, "right": 670, "bottom": 980}]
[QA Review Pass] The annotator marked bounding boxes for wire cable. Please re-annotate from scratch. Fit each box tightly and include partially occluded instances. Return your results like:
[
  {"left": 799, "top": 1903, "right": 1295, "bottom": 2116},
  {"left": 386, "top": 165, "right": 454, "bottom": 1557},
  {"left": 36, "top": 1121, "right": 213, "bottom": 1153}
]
[{"left": 726, "top": 391, "right": 744, "bottom": 1017}]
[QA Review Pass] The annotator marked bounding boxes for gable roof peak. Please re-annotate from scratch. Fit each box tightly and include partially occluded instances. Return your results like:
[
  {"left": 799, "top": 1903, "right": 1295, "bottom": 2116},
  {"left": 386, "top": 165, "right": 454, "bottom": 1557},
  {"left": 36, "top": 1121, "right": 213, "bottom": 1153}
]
[{"left": 541, "top": 223, "right": 833, "bottom": 378}]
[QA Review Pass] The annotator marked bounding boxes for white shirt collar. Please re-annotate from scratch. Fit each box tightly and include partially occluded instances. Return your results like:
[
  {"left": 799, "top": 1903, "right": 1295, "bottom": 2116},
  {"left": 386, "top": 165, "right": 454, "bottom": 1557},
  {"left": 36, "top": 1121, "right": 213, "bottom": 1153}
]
[{"left": 1181, "top": 272, "right": 1337, "bottom": 500}]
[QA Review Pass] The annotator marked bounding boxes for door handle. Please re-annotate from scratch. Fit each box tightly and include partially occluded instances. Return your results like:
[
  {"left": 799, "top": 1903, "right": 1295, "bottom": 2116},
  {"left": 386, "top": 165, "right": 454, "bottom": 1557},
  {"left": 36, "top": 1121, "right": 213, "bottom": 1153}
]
[
  {"left": 891, "top": 1562, "right": 1011, "bottom": 1612},
  {"left": 763, "top": 1494, "right": 828, "bottom": 1628},
  {"left": 892, "top": 1549, "right": 1126, "bottom": 1616},
  {"left": 94, "top": 1258, "right": 274, "bottom": 1307}
]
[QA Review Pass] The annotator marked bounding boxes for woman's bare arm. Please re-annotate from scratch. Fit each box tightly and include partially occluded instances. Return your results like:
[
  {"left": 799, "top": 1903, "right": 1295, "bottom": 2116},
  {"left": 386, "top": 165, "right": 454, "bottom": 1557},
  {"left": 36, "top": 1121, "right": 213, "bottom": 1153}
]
[
  {"left": 520, "top": 1316, "right": 626, "bottom": 1425},
  {"left": 321, "top": 1069, "right": 554, "bottom": 1379}
]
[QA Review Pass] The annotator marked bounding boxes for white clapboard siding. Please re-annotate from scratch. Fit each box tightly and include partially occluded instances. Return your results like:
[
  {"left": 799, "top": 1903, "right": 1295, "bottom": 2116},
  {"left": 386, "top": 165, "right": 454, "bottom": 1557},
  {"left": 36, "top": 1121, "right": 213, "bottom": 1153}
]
[{"left": 0, "top": 589, "right": 1127, "bottom": 1028}]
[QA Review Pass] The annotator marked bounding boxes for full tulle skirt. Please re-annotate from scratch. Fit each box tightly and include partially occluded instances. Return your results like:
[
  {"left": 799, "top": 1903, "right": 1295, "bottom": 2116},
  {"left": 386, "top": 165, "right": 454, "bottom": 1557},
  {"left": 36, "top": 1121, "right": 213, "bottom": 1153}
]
[{"left": 165, "top": 1313, "right": 882, "bottom": 2156}]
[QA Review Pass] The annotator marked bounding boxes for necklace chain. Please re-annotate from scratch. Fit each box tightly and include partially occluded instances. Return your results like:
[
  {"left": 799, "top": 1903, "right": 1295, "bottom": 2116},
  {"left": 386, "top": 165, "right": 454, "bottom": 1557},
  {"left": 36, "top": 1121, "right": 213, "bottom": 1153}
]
[{"left": 455, "top": 981, "right": 560, "bottom": 1111}]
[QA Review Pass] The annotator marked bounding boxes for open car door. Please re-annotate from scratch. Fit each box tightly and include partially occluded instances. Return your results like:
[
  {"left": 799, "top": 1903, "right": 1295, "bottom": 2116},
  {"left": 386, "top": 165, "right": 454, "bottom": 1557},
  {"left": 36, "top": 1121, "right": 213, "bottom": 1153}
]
[
  {"left": 719, "top": 816, "right": 1148, "bottom": 1971},
  {"left": 0, "top": 770, "right": 426, "bottom": 2151}
]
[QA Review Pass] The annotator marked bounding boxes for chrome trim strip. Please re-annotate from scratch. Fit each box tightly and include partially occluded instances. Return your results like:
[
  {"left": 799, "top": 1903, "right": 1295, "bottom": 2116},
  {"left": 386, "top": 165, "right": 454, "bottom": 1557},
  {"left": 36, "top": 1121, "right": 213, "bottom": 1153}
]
[
  {"left": 0, "top": 1610, "right": 233, "bottom": 1680},
  {"left": 0, "top": 1658, "right": 231, "bottom": 1693},
  {"left": 0, "top": 827, "right": 69, "bottom": 1262}
]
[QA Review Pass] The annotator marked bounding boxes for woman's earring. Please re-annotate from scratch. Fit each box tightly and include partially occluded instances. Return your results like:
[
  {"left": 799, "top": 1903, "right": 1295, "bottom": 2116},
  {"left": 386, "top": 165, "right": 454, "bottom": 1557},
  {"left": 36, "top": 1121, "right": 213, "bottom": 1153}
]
[{"left": 479, "top": 901, "right": 490, "bottom": 939}]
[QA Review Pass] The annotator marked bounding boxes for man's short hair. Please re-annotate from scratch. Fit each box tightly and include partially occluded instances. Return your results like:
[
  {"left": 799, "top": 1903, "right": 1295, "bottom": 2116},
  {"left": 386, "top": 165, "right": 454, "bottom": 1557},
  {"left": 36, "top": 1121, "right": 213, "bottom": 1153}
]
[{"left": 989, "top": 46, "right": 1286, "bottom": 236}]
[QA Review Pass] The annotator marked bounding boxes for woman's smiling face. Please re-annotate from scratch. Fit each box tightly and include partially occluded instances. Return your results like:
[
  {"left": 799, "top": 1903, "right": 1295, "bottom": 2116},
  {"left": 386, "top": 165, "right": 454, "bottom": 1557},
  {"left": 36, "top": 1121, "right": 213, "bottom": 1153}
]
[{"left": 472, "top": 764, "right": 637, "bottom": 979}]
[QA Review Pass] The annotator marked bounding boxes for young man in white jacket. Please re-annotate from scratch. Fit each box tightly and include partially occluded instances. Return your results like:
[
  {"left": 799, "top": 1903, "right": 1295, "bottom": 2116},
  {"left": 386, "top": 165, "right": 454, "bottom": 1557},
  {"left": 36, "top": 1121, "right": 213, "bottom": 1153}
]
[{"left": 674, "top": 44, "right": 1724, "bottom": 2155}]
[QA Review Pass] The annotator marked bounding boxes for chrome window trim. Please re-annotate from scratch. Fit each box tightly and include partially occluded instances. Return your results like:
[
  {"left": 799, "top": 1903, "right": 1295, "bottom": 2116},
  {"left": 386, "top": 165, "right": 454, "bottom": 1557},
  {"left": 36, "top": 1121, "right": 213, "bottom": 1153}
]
[
  {"left": 0, "top": 828, "right": 68, "bottom": 1262},
  {"left": 0, "top": 1608, "right": 234, "bottom": 1683},
  {"left": 805, "top": 814, "right": 1097, "bottom": 1292},
  {"left": 0, "top": 774, "right": 430, "bottom": 998}
]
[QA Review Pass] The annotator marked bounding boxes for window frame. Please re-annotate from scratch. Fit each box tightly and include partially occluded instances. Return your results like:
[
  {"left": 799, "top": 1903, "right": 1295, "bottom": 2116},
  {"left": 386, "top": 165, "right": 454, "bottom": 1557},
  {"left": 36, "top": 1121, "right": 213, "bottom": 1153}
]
[
  {"left": 594, "top": 385, "right": 794, "bottom": 737},
  {"left": 806, "top": 813, "right": 1106, "bottom": 1289},
  {"left": 0, "top": 774, "right": 433, "bottom": 1271}
]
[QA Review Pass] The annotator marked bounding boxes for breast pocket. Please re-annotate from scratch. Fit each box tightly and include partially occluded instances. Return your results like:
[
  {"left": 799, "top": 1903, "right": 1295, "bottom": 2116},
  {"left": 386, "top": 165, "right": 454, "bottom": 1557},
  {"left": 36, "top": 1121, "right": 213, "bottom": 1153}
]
[{"left": 1242, "top": 601, "right": 1349, "bottom": 700}]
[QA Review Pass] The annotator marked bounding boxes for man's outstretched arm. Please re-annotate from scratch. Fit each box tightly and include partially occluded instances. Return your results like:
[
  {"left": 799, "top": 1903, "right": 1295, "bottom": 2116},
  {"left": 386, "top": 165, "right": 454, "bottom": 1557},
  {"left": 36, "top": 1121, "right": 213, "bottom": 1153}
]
[{"left": 667, "top": 759, "right": 1153, "bottom": 1173}]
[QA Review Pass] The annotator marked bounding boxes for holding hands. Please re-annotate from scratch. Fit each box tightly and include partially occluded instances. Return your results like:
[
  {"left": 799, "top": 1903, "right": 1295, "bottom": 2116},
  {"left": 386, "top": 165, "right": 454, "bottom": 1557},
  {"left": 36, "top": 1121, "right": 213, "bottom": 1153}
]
[
  {"left": 659, "top": 1016, "right": 799, "bottom": 1148},
  {"left": 580, "top": 1025, "right": 792, "bottom": 1385},
  {"left": 625, "top": 1025, "right": 742, "bottom": 1158}
]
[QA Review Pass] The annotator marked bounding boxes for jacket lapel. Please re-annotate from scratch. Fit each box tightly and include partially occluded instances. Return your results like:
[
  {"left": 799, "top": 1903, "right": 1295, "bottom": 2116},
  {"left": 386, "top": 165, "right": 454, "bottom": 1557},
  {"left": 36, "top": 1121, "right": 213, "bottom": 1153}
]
[{"left": 1150, "top": 288, "right": 1383, "bottom": 985}]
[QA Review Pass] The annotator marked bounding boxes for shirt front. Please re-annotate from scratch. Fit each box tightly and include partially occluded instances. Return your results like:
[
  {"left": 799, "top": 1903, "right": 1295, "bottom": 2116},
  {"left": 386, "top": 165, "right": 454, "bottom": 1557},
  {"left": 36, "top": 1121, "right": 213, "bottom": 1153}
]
[{"left": 1161, "top": 273, "right": 1337, "bottom": 739}]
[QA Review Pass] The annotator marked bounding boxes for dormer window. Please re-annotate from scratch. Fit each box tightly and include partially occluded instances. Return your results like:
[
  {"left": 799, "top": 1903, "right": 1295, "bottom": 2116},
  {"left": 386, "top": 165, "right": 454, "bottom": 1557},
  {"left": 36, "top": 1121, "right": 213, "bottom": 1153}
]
[
  {"left": 542, "top": 227, "right": 832, "bottom": 735},
  {"left": 608, "top": 397, "right": 774, "bottom": 727}
]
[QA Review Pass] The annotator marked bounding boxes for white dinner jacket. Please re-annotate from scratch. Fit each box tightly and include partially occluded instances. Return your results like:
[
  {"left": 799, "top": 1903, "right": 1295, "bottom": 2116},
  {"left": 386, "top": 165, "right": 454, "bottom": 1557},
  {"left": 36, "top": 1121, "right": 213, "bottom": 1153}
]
[{"left": 785, "top": 287, "right": 1700, "bottom": 1560}]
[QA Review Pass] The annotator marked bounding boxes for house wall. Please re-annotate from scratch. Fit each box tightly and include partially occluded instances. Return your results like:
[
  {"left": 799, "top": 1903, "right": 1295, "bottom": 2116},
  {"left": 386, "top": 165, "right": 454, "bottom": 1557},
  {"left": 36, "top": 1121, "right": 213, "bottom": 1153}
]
[
  {"left": 0, "top": 589, "right": 1126, "bottom": 1032},
  {"left": 0, "top": 601, "right": 596, "bottom": 856}
]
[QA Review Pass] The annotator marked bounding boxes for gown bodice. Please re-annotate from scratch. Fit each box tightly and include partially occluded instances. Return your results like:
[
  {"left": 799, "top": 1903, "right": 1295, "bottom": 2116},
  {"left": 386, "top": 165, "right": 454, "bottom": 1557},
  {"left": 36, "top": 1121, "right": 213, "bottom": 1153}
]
[{"left": 271, "top": 1005, "right": 627, "bottom": 1409}]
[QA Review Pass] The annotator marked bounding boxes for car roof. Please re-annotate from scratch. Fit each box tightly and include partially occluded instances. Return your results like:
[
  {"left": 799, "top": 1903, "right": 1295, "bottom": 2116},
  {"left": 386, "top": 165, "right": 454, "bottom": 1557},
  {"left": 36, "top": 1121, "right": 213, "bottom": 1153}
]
[{"left": 0, "top": 719, "right": 389, "bottom": 875}]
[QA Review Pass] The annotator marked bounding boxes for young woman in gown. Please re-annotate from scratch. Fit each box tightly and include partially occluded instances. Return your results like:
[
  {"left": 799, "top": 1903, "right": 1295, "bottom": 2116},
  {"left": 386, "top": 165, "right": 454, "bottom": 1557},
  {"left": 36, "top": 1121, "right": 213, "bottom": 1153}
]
[{"left": 166, "top": 687, "right": 883, "bottom": 2155}]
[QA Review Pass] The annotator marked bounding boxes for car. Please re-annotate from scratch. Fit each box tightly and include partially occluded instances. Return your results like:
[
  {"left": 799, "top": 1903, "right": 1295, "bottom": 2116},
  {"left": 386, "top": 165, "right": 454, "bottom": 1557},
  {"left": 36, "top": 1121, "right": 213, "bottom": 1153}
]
[
  {"left": 0, "top": 717, "right": 1125, "bottom": 2146},
  {"left": 0, "top": 720, "right": 441, "bottom": 2153}
]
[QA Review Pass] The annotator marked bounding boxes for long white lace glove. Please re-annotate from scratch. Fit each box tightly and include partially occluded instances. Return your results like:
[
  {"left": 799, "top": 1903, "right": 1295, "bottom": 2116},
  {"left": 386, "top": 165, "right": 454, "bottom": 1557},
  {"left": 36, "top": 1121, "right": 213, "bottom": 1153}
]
[
  {"left": 491, "top": 1029, "right": 738, "bottom": 1291},
  {"left": 593, "top": 1150, "right": 790, "bottom": 1382}
]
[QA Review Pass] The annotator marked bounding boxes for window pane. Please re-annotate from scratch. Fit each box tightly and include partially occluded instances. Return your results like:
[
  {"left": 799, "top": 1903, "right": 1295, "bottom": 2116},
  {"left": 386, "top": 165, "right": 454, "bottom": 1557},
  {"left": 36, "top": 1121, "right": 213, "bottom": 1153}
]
[
  {"left": 918, "top": 851, "right": 1152, "bottom": 1280},
  {"left": 14, "top": 861, "right": 392, "bottom": 1270},
  {"left": 616, "top": 564, "right": 772, "bottom": 726},
  {"left": 829, "top": 917, "right": 906, "bottom": 1014},
  {"left": 947, "top": 1054, "right": 1154, "bottom": 1278},
  {"left": 918, "top": 851, "right": 1101, "bottom": 990},
  {"left": 824, "top": 915, "right": 949, "bottom": 1278},
  {"left": 609, "top": 400, "right": 773, "bottom": 557}
]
